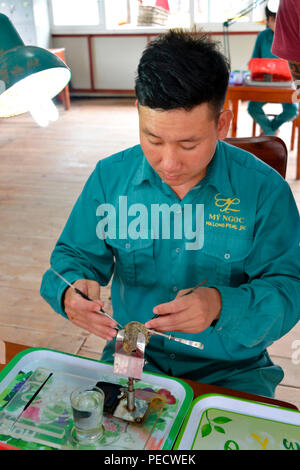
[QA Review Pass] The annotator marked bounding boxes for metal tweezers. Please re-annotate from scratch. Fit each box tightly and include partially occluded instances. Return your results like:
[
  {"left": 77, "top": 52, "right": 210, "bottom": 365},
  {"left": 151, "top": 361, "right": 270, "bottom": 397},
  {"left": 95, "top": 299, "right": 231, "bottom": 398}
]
[{"left": 51, "top": 267, "right": 204, "bottom": 350}]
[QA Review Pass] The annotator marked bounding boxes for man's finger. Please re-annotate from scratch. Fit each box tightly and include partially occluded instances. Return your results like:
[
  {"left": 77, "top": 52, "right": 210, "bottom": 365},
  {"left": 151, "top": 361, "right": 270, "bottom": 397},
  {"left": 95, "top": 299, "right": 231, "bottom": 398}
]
[
  {"left": 153, "top": 297, "right": 187, "bottom": 316},
  {"left": 68, "top": 292, "right": 97, "bottom": 313},
  {"left": 67, "top": 310, "right": 118, "bottom": 340},
  {"left": 177, "top": 288, "right": 194, "bottom": 297},
  {"left": 146, "top": 308, "right": 200, "bottom": 332},
  {"left": 76, "top": 320, "right": 117, "bottom": 341},
  {"left": 86, "top": 280, "right": 102, "bottom": 301},
  {"left": 72, "top": 279, "right": 104, "bottom": 306},
  {"left": 145, "top": 312, "right": 177, "bottom": 331}
]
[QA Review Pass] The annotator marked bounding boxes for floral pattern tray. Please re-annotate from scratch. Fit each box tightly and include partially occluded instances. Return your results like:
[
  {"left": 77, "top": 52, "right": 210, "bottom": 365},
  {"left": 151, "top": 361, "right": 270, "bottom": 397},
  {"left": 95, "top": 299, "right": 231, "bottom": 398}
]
[{"left": 0, "top": 348, "right": 193, "bottom": 450}]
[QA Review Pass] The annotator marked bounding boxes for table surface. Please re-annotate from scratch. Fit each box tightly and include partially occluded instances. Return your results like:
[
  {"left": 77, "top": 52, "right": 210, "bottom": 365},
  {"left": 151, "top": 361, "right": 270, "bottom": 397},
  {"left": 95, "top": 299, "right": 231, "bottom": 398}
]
[
  {"left": 225, "top": 83, "right": 300, "bottom": 180},
  {"left": 0, "top": 341, "right": 297, "bottom": 411},
  {"left": 226, "top": 83, "right": 297, "bottom": 97},
  {"left": 225, "top": 84, "right": 300, "bottom": 116}
]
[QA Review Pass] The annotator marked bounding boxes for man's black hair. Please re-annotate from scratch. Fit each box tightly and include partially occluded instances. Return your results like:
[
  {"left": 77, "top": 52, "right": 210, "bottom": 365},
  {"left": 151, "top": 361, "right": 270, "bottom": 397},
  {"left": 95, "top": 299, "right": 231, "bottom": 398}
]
[
  {"left": 265, "top": 6, "right": 276, "bottom": 20},
  {"left": 135, "top": 29, "right": 230, "bottom": 117}
]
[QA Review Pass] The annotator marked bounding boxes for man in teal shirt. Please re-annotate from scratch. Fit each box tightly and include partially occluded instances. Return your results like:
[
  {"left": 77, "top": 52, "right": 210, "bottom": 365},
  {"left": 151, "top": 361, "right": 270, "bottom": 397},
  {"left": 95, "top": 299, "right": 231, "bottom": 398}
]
[
  {"left": 41, "top": 30, "right": 300, "bottom": 398},
  {"left": 248, "top": 6, "right": 298, "bottom": 135}
]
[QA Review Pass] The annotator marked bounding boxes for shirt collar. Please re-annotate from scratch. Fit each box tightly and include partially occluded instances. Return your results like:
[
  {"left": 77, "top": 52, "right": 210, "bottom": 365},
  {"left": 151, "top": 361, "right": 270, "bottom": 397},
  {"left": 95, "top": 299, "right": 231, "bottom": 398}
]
[
  {"left": 132, "top": 147, "right": 159, "bottom": 187},
  {"left": 203, "top": 140, "right": 234, "bottom": 196}
]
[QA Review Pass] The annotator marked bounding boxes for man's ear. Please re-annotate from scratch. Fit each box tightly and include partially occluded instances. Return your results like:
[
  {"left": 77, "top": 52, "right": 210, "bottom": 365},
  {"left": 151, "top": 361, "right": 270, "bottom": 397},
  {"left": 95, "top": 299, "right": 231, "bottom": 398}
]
[{"left": 217, "top": 109, "right": 233, "bottom": 140}]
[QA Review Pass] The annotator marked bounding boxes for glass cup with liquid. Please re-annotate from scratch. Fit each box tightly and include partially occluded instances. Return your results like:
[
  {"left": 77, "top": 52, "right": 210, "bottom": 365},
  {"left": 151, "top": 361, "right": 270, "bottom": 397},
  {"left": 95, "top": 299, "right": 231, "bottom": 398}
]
[{"left": 70, "top": 385, "right": 105, "bottom": 443}]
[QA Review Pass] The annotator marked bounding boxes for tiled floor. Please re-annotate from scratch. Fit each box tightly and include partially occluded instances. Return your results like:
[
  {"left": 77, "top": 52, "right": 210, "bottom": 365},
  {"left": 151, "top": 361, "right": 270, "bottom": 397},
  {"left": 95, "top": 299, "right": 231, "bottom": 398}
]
[{"left": 0, "top": 97, "right": 299, "bottom": 408}]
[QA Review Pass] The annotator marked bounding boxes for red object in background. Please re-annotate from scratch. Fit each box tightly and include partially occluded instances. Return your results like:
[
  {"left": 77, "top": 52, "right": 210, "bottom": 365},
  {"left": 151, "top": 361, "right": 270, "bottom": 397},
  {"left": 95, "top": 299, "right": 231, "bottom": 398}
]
[
  {"left": 248, "top": 58, "right": 292, "bottom": 82},
  {"left": 0, "top": 442, "right": 20, "bottom": 450},
  {"left": 155, "top": 0, "right": 170, "bottom": 10}
]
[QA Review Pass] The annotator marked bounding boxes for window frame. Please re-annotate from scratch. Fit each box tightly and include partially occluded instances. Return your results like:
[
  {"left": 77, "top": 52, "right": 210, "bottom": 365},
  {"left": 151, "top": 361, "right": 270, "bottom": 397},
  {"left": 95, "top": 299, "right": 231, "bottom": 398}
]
[
  {"left": 48, "top": 0, "right": 106, "bottom": 33},
  {"left": 48, "top": 0, "right": 265, "bottom": 33}
]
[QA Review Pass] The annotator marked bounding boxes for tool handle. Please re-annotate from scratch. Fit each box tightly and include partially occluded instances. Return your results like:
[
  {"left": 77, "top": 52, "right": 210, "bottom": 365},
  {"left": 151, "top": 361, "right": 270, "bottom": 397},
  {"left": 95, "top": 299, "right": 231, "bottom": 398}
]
[
  {"left": 74, "top": 287, "right": 91, "bottom": 301},
  {"left": 182, "top": 279, "right": 208, "bottom": 297},
  {"left": 74, "top": 287, "right": 107, "bottom": 315},
  {"left": 75, "top": 287, "right": 123, "bottom": 329},
  {"left": 24, "top": 373, "right": 53, "bottom": 410},
  {"left": 171, "top": 336, "right": 204, "bottom": 350}
]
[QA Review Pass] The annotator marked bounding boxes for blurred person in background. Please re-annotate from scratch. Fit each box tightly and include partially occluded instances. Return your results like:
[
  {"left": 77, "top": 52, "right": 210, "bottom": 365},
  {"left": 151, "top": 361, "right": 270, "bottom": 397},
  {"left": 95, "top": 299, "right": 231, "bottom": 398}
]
[{"left": 247, "top": 4, "right": 298, "bottom": 135}]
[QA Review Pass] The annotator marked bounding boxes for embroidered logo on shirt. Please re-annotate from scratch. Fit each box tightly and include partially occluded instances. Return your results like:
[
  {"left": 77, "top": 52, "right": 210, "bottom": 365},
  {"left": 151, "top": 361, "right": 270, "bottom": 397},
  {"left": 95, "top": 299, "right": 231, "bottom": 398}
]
[
  {"left": 214, "top": 193, "right": 240, "bottom": 213},
  {"left": 205, "top": 193, "right": 247, "bottom": 232}
]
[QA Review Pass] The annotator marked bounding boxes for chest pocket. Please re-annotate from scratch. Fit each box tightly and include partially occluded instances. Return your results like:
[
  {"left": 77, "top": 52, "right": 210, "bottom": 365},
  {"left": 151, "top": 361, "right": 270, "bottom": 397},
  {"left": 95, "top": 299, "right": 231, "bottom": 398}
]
[
  {"left": 106, "top": 237, "right": 157, "bottom": 286},
  {"left": 201, "top": 232, "right": 253, "bottom": 285}
]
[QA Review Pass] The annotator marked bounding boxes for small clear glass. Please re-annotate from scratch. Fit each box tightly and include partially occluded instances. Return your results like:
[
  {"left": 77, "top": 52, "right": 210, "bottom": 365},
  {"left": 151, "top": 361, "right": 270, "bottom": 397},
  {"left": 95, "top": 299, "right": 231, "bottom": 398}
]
[{"left": 70, "top": 385, "right": 105, "bottom": 443}]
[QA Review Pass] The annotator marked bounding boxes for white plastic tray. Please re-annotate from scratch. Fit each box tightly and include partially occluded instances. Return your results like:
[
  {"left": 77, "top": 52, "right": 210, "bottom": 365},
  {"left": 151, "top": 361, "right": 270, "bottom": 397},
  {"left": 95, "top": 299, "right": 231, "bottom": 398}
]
[
  {"left": 0, "top": 348, "right": 193, "bottom": 450},
  {"left": 174, "top": 394, "right": 300, "bottom": 450}
]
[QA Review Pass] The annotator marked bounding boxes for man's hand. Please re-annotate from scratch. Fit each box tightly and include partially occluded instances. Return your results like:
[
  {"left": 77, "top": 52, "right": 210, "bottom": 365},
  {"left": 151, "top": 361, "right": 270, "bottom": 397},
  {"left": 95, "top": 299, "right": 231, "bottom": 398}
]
[
  {"left": 144, "top": 286, "right": 222, "bottom": 333},
  {"left": 64, "top": 279, "right": 118, "bottom": 341}
]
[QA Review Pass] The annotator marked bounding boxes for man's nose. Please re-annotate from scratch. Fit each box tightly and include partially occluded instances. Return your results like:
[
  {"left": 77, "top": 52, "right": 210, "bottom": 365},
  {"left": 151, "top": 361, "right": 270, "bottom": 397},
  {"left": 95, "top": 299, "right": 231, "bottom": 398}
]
[{"left": 161, "top": 146, "right": 181, "bottom": 172}]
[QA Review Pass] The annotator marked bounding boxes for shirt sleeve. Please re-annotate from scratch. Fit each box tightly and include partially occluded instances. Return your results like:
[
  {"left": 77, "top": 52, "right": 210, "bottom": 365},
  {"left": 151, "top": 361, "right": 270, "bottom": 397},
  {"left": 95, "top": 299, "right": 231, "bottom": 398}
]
[
  {"left": 272, "top": 0, "right": 300, "bottom": 61},
  {"left": 40, "top": 161, "right": 115, "bottom": 317},
  {"left": 213, "top": 178, "right": 300, "bottom": 350}
]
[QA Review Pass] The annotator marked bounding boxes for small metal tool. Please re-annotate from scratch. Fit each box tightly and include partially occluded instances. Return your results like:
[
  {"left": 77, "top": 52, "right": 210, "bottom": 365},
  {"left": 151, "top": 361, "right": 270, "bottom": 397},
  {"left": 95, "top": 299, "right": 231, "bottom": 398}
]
[
  {"left": 181, "top": 279, "right": 208, "bottom": 296},
  {"left": 11, "top": 372, "right": 53, "bottom": 431},
  {"left": 51, "top": 267, "right": 124, "bottom": 330},
  {"left": 146, "top": 329, "right": 204, "bottom": 350}
]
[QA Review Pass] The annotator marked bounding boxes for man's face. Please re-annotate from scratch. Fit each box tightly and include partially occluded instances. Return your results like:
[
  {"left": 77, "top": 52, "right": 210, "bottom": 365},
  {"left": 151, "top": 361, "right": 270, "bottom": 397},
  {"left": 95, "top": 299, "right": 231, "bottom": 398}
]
[
  {"left": 266, "top": 16, "right": 276, "bottom": 31},
  {"left": 138, "top": 102, "right": 231, "bottom": 198}
]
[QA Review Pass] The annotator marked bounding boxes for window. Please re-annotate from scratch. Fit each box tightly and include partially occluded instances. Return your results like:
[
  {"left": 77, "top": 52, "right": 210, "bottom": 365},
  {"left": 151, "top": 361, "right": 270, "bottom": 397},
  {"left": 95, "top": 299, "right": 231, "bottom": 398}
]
[
  {"left": 50, "top": 0, "right": 103, "bottom": 26},
  {"left": 104, "top": 0, "right": 134, "bottom": 29},
  {"left": 49, "top": 0, "right": 265, "bottom": 30},
  {"left": 104, "top": 0, "right": 192, "bottom": 30},
  {"left": 194, "top": 0, "right": 265, "bottom": 25}
]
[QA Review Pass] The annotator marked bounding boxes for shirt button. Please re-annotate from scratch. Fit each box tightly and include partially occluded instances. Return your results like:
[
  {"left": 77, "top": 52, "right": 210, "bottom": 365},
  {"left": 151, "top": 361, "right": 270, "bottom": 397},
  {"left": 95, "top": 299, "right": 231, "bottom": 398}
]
[
  {"left": 224, "top": 253, "right": 231, "bottom": 260},
  {"left": 125, "top": 243, "right": 131, "bottom": 250},
  {"left": 170, "top": 353, "right": 176, "bottom": 360},
  {"left": 172, "top": 286, "right": 178, "bottom": 292},
  {"left": 175, "top": 247, "right": 181, "bottom": 254}
]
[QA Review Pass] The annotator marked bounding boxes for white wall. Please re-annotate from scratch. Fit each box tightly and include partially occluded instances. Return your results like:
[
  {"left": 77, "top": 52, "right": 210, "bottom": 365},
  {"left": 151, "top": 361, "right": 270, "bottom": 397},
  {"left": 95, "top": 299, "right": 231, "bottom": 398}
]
[
  {"left": 213, "top": 34, "right": 258, "bottom": 71},
  {"left": 33, "top": 0, "right": 52, "bottom": 49},
  {"left": 0, "top": 0, "right": 51, "bottom": 48},
  {"left": 53, "top": 32, "right": 259, "bottom": 95}
]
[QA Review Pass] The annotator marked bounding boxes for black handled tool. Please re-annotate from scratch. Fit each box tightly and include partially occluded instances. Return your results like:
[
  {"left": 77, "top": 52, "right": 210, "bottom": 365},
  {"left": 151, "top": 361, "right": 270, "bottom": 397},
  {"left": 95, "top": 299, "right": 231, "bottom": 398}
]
[
  {"left": 11, "top": 372, "right": 53, "bottom": 431},
  {"left": 51, "top": 267, "right": 124, "bottom": 329}
]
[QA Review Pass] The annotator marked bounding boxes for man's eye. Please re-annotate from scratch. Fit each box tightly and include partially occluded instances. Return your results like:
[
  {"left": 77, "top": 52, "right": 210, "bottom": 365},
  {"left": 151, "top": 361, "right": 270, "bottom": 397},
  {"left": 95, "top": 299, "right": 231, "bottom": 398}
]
[
  {"left": 149, "top": 140, "right": 162, "bottom": 145},
  {"left": 181, "top": 145, "right": 197, "bottom": 151}
]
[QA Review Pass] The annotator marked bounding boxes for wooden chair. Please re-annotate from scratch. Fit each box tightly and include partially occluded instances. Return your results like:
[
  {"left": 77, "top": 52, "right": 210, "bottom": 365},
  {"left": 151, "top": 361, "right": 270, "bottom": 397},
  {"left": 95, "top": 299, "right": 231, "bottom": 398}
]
[{"left": 225, "top": 135, "right": 288, "bottom": 179}]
